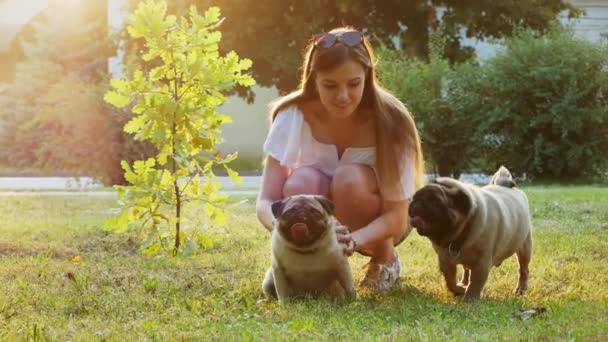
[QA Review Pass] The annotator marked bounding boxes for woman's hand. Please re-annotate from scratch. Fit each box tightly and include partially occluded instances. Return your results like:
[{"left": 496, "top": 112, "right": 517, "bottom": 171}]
[{"left": 336, "top": 225, "right": 357, "bottom": 256}]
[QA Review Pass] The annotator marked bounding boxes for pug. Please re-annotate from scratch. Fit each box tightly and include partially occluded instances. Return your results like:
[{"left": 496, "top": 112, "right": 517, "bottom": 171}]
[
  {"left": 408, "top": 166, "right": 532, "bottom": 301},
  {"left": 262, "top": 194, "right": 357, "bottom": 302}
]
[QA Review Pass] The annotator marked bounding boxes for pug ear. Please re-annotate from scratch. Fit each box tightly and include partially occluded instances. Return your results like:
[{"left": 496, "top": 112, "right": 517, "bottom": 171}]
[
  {"left": 314, "top": 195, "right": 335, "bottom": 215},
  {"left": 450, "top": 189, "right": 471, "bottom": 214},
  {"left": 271, "top": 199, "right": 285, "bottom": 218}
]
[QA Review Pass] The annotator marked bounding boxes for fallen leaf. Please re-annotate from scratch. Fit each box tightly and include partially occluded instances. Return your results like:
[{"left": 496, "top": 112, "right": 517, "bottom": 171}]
[
  {"left": 70, "top": 255, "right": 83, "bottom": 264},
  {"left": 514, "top": 307, "right": 547, "bottom": 320}
]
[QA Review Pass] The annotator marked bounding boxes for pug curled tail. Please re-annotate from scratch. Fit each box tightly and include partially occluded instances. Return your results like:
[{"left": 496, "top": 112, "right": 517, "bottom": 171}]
[{"left": 489, "top": 165, "right": 517, "bottom": 188}]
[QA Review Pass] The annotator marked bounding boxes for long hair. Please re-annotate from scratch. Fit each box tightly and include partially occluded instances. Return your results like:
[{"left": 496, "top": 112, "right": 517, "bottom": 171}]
[{"left": 269, "top": 27, "right": 425, "bottom": 193}]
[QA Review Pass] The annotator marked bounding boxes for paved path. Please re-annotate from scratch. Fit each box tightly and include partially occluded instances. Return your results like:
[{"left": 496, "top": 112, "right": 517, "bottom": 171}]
[
  {"left": 0, "top": 173, "right": 491, "bottom": 196},
  {"left": 0, "top": 177, "right": 104, "bottom": 190},
  {"left": 0, "top": 190, "right": 258, "bottom": 197},
  {"left": 0, "top": 176, "right": 261, "bottom": 196},
  {"left": 0, "top": 176, "right": 262, "bottom": 190}
]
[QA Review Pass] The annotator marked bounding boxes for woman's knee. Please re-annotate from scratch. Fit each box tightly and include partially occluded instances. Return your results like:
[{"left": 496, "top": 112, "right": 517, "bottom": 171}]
[
  {"left": 331, "top": 164, "right": 380, "bottom": 204},
  {"left": 283, "top": 167, "right": 330, "bottom": 197},
  {"left": 331, "top": 164, "right": 382, "bottom": 228}
]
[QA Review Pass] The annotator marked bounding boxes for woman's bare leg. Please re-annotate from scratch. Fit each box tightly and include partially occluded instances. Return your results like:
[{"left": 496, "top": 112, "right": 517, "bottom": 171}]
[
  {"left": 282, "top": 167, "right": 331, "bottom": 197},
  {"left": 330, "top": 164, "right": 395, "bottom": 263}
]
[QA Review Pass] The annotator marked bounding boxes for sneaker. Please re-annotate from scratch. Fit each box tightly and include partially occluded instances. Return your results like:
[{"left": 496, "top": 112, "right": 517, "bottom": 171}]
[{"left": 359, "top": 253, "right": 401, "bottom": 293}]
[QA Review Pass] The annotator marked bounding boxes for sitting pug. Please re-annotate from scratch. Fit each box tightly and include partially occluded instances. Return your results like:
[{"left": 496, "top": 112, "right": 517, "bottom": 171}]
[
  {"left": 262, "top": 194, "right": 357, "bottom": 302},
  {"left": 408, "top": 166, "right": 532, "bottom": 301}
]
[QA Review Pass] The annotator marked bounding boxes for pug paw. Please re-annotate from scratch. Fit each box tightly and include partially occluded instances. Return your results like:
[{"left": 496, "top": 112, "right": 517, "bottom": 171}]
[
  {"left": 514, "top": 284, "right": 528, "bottom": 295},
  {"left": 457, "top": 281, "right": 470, "bottom": 288},
  {"left": 449, "top": 285, "right": 467, "bottom": 296}
]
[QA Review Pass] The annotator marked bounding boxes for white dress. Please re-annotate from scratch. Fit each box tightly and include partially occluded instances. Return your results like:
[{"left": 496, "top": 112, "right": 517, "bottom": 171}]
[{"left": 263, "top": 105, "right": 415, "bottom": 201}]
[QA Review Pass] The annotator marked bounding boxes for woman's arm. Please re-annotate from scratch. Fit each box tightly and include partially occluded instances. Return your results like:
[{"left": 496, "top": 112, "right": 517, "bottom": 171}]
[{"left": 256, "top": 156, "right": 290, "bottom": 231}]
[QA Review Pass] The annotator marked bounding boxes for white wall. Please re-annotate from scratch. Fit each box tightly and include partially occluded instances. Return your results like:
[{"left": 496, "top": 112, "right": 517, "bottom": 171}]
[
  {"left": 217, "top": 85, "right": 278, "bottom": 160},
  {"left": 446, "top": 1, "right": 608, "bottom": 61},
  {"left": 108, "top": 0, "right": 128, "bottom": 78},
  {"left": 567, "top": 0, "right": 608, "bottom": 41}
]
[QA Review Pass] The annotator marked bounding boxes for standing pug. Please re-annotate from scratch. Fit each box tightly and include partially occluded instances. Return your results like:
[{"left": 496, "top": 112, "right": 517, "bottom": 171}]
[
  {"left": 408, "top": 166, "right": 532, "bottom": 301},
  {"left": 262, "top": 194, "right": 357, "bottom": 302}
]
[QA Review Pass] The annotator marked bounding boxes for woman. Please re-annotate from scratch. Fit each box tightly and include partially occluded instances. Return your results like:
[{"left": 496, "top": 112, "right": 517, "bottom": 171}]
[{"left": 256, "top": 27, "right": 425, "bottom": 293}]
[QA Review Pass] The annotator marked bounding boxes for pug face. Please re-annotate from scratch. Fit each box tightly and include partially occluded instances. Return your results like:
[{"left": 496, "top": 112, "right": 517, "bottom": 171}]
[
  {"left": 408, "top": 183, "right": 471, "bottom": 247},
  {"left": 272, "top": 195, "right": 335, "bottom": 247}
]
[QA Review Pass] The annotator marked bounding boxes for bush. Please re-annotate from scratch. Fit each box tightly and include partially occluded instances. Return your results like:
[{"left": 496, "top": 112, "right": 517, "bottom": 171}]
[
  {"left": 471, "top": 24, "right": 608, "bottom": 179},
  {"left": 377, "top": 34, "right": 478, "bottom": 177},
  {"left": 1, "top": 76, "right": 120, "bottom": 183},
  {"left": 0, "top": 9, "right": 115, "bottom": 182}
]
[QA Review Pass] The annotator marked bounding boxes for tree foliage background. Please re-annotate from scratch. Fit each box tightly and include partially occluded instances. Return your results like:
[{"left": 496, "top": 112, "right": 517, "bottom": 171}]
[
  {"left": 3, "top": 0, "right": 602, "bottom": 182},
  {"left": 378, "top": 33, "right": 479, "bottom": 177},
  {"left": 125, "top": 0, "right": 581, "bottom": 98},
  {"left": 0, "top": 2, "right": 155, "bottom": 183},
  {"left": 0, "top": 3, "right": 120, "bottom": 182}
]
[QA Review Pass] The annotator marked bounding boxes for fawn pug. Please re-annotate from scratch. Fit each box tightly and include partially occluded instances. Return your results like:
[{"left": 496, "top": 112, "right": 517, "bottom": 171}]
[
  {"left": 408, "top": 166, "right": 532, "bottom": 301},
  {"left": 262, "top": 194, "right": 357, "bottom": 302}
]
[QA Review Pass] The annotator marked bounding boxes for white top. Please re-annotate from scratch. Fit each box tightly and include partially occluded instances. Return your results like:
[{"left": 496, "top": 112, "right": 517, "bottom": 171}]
[{"left": 263, "top": 105, "right": 415, "bottom": 201}]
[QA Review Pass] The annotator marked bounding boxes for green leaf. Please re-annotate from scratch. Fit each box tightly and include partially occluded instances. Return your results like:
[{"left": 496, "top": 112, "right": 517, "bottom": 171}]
[
  {"left": 160, "top": 169, "right": 173, "bottom": 188},
  {"left": 203, "top": 203, "right": 215, "bottom": 218},
  {"left": 110, "top": 78, "right": 130, "bottom": 92},
  {"left": 196, "top": 234, "right": 214, "bottom": 249},
  {"left": 124, "top": 116, "right": 146, "bottom": 134},
  {"left": 103, "top": 210, "right": 130, "bottom": 233},
  {"left": 224, "top": 166, "right": 242, "bottom": 185},
  {"left": 145, "top": 157, "right": 156, "bottom": 169},
  {"left": 120, "top": 161, "right": 137, "bottom": 184},
  {"left": 238, "top": 58, "right": 253, "bottom": 70},
  {"left": 203, "top": 7, "right": 221, "bottom": 26},
  {"left": 142, "top": 241, "right": 162, "bottom": 256},
  {"left": 104, "top": 90, "right": 130, "bottom": 108},
  {"left": 191, "top": 137, "right": 213, "bottom": 150},
  {"left": 214, "top": 211, "right": 227, "bottom": 226},
  {"left": 237, "top": 75, "right": 256, "bottom": 87},
  {"left": 150, "top": 66, "right": 167, "bottom": 81},
  {"left": 157, "top": 151, "right": 168, "bottom": 166}
]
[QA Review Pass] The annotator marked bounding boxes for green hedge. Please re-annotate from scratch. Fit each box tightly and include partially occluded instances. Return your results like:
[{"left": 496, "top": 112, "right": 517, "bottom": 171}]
[{"left": 378, "top": 24, "right": 608, "bottom": 179}]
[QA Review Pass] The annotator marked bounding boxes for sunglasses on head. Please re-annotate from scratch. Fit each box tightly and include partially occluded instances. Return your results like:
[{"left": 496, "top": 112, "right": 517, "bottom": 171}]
[{"left": 314, "top": 31, "right": 364, "bottom": 48}]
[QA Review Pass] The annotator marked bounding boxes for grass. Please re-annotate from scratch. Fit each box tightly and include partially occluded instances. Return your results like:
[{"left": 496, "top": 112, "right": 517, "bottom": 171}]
[{"left": 0, "top": 186, "right": 607, "bottom": 340}]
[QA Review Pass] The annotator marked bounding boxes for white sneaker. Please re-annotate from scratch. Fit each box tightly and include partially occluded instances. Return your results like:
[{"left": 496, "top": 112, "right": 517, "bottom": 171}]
[{"left": 359, "top": 253, "right": 401, "bottom": 293}]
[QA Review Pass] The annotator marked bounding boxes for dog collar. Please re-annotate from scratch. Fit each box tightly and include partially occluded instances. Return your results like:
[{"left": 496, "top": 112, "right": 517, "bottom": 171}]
[
  {"left": 447, "top": 241, "right": 462, "bottom": 259},
  {"left": 444, "top": 221, "right": 473, "bottom": 259}
]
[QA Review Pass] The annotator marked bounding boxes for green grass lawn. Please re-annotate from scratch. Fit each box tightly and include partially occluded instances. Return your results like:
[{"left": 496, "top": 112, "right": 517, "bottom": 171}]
[{"left": 1, "top": 186, "right": 607, "bottom": 340}]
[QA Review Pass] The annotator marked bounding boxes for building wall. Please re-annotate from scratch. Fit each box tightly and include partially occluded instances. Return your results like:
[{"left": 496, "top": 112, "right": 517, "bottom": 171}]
[
  {"left": 462, "top": 0, "right": 608, "bottom": 60},
  {"left": 568, "top": 0, "right": 608, "bottom": 41},
  {"left": 217, "top": 85, "right": 278, "bottom": 161}
]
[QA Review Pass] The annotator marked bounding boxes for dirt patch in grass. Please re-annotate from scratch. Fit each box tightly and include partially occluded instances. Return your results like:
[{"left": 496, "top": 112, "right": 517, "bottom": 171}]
[
  {"left": 74, "top": 235, "right": 140, "bottom": 256},
  {"left": 0, "top": 241, "right": 77, "bottom": 259}
]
